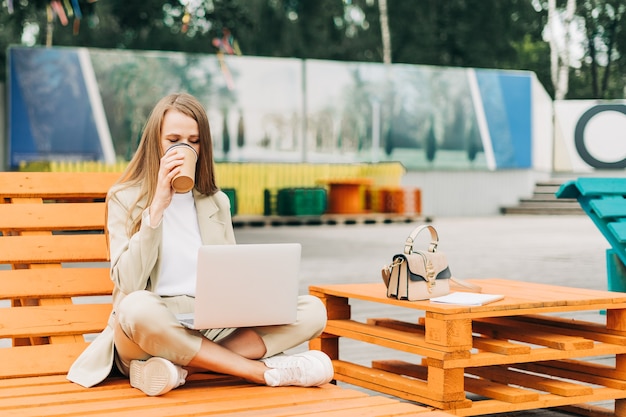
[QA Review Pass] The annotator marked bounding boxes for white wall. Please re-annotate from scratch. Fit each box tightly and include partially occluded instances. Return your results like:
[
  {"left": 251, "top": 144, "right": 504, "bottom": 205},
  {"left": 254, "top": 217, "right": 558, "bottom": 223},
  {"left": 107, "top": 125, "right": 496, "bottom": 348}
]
[
  {"left": 402, "top": 170, "right": 550, "bottom": 217},
  {"left": 554, "top": 99, "right": 626, "bottom": 172},
  {"left": 532, "top": 74, "right": 554, "bottom": 172}
]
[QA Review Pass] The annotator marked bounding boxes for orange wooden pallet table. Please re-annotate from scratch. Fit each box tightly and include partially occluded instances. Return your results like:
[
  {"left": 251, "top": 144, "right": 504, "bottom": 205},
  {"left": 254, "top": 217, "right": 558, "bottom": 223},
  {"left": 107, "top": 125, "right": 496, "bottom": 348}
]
[{"left": 310, "top": 279, "right": 626, "bottom": 416}]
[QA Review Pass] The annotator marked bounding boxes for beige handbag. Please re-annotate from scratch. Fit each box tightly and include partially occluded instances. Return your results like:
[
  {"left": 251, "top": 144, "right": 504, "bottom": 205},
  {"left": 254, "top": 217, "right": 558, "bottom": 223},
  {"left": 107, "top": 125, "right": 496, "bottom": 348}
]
[{"left": 382, "top": 224, "right": 479, "bottom": 301}]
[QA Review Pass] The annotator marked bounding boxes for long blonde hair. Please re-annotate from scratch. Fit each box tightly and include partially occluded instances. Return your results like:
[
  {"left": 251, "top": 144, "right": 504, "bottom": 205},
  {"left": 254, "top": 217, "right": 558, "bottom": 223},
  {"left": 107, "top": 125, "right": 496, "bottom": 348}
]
[{"left": 111, "top": 93, "right": 218, "bottom": 236}]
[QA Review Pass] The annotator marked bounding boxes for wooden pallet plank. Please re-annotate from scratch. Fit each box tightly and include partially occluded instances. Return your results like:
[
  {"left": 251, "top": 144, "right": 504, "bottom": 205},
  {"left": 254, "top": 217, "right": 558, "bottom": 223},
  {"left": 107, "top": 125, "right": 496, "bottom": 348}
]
[
  {"left": 0, "top": 304, "right": 110, "bottom": 338},
  {"left": 0, "top": 374, "right": 69, "bottom": 390},
  {"left": 473, "top": 317, "right": 595, "bottom": 350},
  {"left": 372, "top": 359, "right": 539, "bottom": 404},
  {"left": 0, "top": 172, "right": 118, "bottom": 199},
  {"left": 0, "top": 268, "right": 112, "bottom": 299},
  {"left": 0, "top": 203, "right": 106, "bottom": 231},
  {"left": 511, "top": 314, "right": 626, "bottom": 345},
  {"left": 0, "top": 234, "right": 108, "bottom": 264},
  {"left": 371, "top": 359, "right": 467, "bottom": 403},
  {"left": 0, "top": 343, "right": 89, "bottom": 378},
  {"left": 325, "top": 319, "right": 471, "bottom": 358},
  {"left": 464, "top": 377, "right": 539, "bottom": 404},
  {"left": 369, "top": 317, "right": 531, "bottom": 355},
  {"left": 0, "top": 360, "right": 442, "bottom": 417},
  {"left": 452, "top": 388, "right": 626, "bottom": 417},
  {"left": 2, "top": 381, "right": 423, "bottom": 417},
  {"left": 553, "top": 358, "right": 626, "bottom": 381},
  {"left": 515, "top": 361, "right": 626, "bottom": 390},
  {"left": 332, "top": 360, "right": 470, "bottom": 409},
  {"left": 311, "top": 281, "right": 626, "bottom": 316},
  {"left": 469, "top": 365, "right": 593, "bottom": 397},
  {"left": 441, "top": 341, "right": 626, "bottom": 369},
  {"left": 472, "top": 337, "right": 531, "bottom": 355},
  {"left": 188, "top": 395, "right": 430, "bottom": 417}
]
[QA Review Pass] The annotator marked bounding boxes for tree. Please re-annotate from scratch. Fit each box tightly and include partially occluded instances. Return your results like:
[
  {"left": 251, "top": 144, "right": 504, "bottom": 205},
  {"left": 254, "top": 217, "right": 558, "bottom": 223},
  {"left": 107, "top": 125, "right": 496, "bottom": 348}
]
[
  {"left": 0, "top": 0, "right": 251, "bottom": 81},
  {"left": 577, "top": 0, "right": 626, "bottom": 98},
  {"left": 378, "top": 0, "right": 391, "bottom": 65},
  {"left": 237, "top": 112, "right": 245, "bottom": 149},
  {"left": 425, "top": 122, "right": 436, "bottom": 164},
  {"left": 222, "top": 111, "right": 231, "bottom": 157},
  {"left": 546, "top": 0, "right": 577, "bottom": 99},
  {"left": 4, "top": 0, "right": 626, "bottom": 99}
]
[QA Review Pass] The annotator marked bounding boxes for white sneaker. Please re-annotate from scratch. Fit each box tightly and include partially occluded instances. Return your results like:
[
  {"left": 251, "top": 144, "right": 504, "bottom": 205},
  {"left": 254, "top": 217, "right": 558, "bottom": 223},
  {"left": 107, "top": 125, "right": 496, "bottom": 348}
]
[
  {"left": 262, "top": 350, "right": 334, "bottom": 387},
  {"left": 129, "top": 357, "right": 188, "bottom": 396}
]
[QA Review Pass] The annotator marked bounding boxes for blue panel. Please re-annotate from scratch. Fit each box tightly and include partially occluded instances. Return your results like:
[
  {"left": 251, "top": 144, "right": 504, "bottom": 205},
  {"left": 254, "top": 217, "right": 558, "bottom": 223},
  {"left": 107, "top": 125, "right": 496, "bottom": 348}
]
[
  {"left": 8, "top": 52, "right": 36, "bottom": 167},
  {"left": 499, "top": 73, "right": 531, "bottom": 167},
  {"left": 475, "top": 70, "right": 532, "bottom": 169},
  {"left": 8, "top": 46, "right": 103, "bottom": 168}
]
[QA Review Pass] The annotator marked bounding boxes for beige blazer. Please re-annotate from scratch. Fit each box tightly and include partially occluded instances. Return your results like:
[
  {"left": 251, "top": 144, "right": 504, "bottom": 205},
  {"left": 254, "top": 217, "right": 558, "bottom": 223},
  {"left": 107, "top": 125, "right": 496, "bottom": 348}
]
[{"left": 67, "top": 184, "right": 236, "bottom": 388}]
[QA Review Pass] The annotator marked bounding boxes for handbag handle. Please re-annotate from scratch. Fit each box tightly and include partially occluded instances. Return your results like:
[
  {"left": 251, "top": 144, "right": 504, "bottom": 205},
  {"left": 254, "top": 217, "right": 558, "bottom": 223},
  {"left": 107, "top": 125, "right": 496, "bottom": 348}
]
[{"left": 404, "top": 224, "right": 438, "bottom": 255}]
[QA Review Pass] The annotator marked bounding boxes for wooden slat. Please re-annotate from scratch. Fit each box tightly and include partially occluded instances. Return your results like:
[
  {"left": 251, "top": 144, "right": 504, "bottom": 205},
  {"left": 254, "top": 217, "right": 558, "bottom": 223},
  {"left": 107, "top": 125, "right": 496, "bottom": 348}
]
[
  {"left": 0, "top": 268, "right": 112, "bottom": 299},
  {"left": 473, "top": 317, "right": 595, "bottom": 350},
  {"left": 0, "top": 172, "right": 119, "bottom": 199},
  {"left": 443, "top": 337, "right": 626, "bottom": 369},
  {"left": 508, "top": 314, "right": 626, "bottom": 346},
  {"left": 0, "top": 234, "right": 108, "bottom": 264},
  {"left": 38, "top": 297, "right": 85, "bottom": 345},
  {"left": 0, "top": 343, "right": 90, "bottom": 378},
  {"left": 469, "top": 365, "right": 593, "bottom": 397},
  {"left": 368, "top": 317, "right": 531, "bottom": 355},
  {"left": 465, "top": 377, "right": 540, "bottom": 404},
  {"left": 515, "top": 361, "right": 626, "bottom": 390},
  {"left": 0, "top": 203, "right": 106, "bottom": 231},
  {"left": 472, "top": 337, "right": 531, "bottom": 355},
  {"left": 373, "top": 360, "right": 540, "bottom": 404},
  {"left": 311, "top": 280, "right": 626, "bottom": 317},
  {"left": 553, "top": 358, "right": 626, "bottom": 381},
  {"left": 325, "top": 319, "right": 471, "bottom": 358},
  {"left": 0, "top": 304, "right": 111, "bottom": 339},
  {"left": 332, "top": 360, "right": 470, "bottom": 408},
  {"left": 0, "top": 374, "right": 444, "bottom": 417}
]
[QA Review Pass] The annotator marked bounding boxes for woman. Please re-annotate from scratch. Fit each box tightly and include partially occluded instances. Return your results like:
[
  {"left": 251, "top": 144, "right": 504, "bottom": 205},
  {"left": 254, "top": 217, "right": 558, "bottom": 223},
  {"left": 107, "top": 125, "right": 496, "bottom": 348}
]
[{"left": 67, "top": 92, "right": 333, "bottom": 396}]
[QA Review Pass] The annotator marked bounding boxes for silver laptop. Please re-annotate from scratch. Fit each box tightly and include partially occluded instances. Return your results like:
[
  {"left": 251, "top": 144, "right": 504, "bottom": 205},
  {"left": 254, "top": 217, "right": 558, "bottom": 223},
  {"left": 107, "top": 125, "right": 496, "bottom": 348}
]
[{"left": 177, "top": 243, "right": 301, "bottom": 329}]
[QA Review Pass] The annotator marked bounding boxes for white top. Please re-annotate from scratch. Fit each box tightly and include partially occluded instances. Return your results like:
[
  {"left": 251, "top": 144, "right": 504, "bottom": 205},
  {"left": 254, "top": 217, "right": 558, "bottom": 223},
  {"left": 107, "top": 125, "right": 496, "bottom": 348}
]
[{"left": 154, "top": 191, "right": 202, "bottom": 296}]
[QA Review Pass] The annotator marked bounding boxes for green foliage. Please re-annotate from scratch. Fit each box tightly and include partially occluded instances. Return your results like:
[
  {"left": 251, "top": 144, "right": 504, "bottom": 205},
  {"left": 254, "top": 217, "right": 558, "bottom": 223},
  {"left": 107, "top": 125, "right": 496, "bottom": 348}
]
[
  {"left": 2, "top": 0, "right": 625, "bottom": 99},
  {"left": 237, "top": 113, "right": 245, "bottom": 148},
  {"left": 425, "top": 123, "right": 436, "bottom": 163}
]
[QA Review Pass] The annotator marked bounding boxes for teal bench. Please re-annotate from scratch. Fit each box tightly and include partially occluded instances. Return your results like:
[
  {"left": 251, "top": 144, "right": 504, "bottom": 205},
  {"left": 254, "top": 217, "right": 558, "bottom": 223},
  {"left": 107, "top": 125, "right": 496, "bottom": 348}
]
[{"left": 556, "top": 178, "right": 626, "bottom": 292}]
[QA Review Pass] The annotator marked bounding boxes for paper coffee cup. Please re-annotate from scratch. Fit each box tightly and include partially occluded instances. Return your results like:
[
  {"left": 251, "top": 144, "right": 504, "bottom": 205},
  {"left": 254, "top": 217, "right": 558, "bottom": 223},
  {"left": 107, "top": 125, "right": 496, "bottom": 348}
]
[{"left": 166, "top": 143, "right": 198, "bottom": 193}]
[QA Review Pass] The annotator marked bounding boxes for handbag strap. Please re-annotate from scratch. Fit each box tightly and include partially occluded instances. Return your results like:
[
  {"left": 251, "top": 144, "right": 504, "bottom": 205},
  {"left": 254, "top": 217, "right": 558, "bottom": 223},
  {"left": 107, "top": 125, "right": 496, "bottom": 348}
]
[{"left": 404, "top": 224, "right": 438, "bottom": 254}]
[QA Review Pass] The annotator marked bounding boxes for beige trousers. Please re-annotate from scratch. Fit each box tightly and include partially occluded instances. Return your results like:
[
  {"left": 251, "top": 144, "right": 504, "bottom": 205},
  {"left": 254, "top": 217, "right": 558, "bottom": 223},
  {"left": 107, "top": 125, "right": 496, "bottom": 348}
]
[{"left": 112, "top": 290, "right": 327, "bottom": 375}]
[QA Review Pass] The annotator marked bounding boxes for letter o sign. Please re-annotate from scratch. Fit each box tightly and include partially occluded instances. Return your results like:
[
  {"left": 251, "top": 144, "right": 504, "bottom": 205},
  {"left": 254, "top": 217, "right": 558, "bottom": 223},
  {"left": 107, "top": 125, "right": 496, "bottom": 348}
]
[{"left": 574, "top": 104, "right": 626, "bottom": 169}]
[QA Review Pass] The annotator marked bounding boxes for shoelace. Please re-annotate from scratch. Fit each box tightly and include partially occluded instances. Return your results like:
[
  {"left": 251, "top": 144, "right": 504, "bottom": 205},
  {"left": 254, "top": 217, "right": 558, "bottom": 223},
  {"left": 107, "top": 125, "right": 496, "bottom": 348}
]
[{"left": 276, "top": 360, "right": 304, "bottom": 385}]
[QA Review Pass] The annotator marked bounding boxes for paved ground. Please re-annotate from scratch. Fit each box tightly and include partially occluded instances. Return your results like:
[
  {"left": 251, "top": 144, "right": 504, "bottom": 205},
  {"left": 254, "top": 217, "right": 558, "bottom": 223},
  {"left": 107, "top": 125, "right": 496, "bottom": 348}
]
[{"left": 235, "top": 214, "right": 612, "bottom": 416}]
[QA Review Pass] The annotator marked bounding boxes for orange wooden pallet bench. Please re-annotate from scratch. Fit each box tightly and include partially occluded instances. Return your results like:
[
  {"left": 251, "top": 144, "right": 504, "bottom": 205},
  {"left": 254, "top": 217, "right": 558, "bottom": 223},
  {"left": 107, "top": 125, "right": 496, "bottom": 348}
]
[
  {"left": 0, "top": 171, "right": 450, "bottom": 417},
  {"left": 310, "top": 280, "right": 626, "bottom": 416}
]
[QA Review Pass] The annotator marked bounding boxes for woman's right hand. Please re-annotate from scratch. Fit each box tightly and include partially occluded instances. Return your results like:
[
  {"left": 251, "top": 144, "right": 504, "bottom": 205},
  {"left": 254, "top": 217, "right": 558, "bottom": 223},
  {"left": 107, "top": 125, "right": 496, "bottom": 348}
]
[{"left": 149, "top": 149, "right": 185, "bottom": 226}]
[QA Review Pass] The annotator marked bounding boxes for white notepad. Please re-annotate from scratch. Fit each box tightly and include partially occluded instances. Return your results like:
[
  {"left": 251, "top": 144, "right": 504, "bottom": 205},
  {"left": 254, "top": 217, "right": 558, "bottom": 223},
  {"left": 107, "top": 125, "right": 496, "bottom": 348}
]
[{"left": 430, "top": 292, "right": 504, "bottom": 306}]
